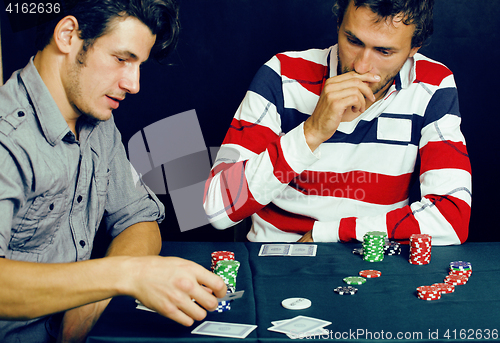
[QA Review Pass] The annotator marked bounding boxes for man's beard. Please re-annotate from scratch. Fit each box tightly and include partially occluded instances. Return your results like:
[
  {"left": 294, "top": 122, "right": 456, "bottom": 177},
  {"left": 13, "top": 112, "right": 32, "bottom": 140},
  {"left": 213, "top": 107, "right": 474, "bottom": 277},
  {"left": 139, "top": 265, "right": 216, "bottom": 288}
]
[
  {"left": 65, "top": 50, "right": 106, "bottom": 125},
  {"left": 337, "top": 52, "right": 399, "bottom": 100}
]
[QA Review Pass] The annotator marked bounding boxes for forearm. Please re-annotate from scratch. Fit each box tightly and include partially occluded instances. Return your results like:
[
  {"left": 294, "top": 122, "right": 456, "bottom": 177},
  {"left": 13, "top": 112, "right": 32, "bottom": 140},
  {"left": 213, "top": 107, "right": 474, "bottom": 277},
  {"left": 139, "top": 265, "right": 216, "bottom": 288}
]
[
  {"left": 205, "top": 123, "right": 319, "bottom": 229},
  {"left": 0, "top": 255, "right": 132, "bottom": 320},
  {"left": 105, "top": 221, "right": 161, "bottom": 257}
]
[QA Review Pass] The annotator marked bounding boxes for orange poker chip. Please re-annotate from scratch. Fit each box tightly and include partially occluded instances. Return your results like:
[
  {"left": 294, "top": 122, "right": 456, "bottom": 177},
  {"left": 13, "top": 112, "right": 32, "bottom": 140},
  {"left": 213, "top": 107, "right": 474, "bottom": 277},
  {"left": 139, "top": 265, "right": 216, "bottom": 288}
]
[{"left": 359, "top": 270, "right": 382, "bottom": 278}]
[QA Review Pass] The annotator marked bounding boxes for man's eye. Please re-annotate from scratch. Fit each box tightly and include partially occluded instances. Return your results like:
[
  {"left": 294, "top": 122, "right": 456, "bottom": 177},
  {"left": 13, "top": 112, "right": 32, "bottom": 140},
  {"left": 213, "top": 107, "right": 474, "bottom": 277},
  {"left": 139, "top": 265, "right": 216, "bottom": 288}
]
[
  {"left": 348, "top": 38, "right": 362, "bottom": 46},
  {"left": 116, "top": 57, "right": 126, "bottom": 62},
  {"left": 378, "top": 49, "right": 393, "bottom": 56}
]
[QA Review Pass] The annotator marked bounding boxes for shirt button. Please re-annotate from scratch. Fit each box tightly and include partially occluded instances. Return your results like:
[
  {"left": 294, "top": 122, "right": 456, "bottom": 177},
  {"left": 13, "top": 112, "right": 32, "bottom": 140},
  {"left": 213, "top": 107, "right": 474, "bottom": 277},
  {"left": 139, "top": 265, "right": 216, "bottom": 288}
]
[
  {"left": 77, "top": 195, "right": 83, "bottom": 203},
  {"left": 49, "top": 203, "right": 54, "bottom": 211},
  {"left": 79, "top": 240, "right": 86, "bottom": 248},
  {"left": 17, "top": 111, "right": 25, "bottom": 117}
]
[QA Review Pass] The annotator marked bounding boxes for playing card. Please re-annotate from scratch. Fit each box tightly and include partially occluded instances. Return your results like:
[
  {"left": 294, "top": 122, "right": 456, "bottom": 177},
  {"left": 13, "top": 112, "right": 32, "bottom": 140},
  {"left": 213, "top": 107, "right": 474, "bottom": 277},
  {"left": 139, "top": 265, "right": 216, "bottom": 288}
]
[
  {"left": 267, "top": 316, "right": 331, "bottom": 335},
  {"left": 217, "top": 290, "right": 244, "bottom": 302},
  {"left": 258, "top": 244, "right": 291, "bottom": 256},
  {"left": 135, "top": 303, "right": 156, "bottom": 312},
  {"left": 191, "top": 321, "right": 257, "bottom": 339},
  {"left": 290, "top": 244, "right": 317, "bottom": 256}
]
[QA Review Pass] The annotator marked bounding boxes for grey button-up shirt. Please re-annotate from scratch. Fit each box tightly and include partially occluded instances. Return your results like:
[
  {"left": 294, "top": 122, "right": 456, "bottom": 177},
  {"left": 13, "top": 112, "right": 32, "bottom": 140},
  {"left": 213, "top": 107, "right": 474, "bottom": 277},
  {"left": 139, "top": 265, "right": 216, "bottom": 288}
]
[{"left": 0, "top": 59, "right": 165, "bottom": 342}]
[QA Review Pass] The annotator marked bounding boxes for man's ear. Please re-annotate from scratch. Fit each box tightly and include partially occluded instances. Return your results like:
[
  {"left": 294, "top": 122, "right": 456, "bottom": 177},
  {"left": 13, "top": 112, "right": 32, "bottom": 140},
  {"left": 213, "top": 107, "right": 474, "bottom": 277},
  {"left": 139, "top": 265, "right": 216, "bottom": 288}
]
[
  {"left": 409, "top": 45, "right": 421, "bottom": 58},
  {"left": 53, "top": 16, "right": 80, "bottom": 54}
]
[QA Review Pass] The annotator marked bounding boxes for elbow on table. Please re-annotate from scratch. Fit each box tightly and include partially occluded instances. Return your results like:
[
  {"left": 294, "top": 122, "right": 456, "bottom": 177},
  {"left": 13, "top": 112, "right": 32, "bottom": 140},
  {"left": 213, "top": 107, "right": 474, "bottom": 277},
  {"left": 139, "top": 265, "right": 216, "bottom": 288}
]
[{"left": 207, "top": 216, "right": 239, "bottom": 230}]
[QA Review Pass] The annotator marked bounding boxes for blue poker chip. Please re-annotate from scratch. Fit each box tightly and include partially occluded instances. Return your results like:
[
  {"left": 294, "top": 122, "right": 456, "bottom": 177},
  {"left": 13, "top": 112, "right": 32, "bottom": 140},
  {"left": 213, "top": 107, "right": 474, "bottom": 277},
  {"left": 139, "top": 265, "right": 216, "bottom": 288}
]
[
  {"left": 215, "top": 302, "right": 231, "bottom": 312},
  {"left": 450, "top": 261, "right": 472, "bottom": 270}
]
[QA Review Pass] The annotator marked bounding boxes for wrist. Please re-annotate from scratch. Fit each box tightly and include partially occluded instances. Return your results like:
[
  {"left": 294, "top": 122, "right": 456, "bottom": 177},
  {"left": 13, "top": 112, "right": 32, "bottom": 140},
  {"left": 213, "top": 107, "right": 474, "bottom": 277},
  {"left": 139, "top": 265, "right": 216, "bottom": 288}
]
[
  {"left": 303, "top": 120, "right": 323, "bottom": 152},
  {"left": 111, "top": 256, "right": 140, "bottom": 297}
]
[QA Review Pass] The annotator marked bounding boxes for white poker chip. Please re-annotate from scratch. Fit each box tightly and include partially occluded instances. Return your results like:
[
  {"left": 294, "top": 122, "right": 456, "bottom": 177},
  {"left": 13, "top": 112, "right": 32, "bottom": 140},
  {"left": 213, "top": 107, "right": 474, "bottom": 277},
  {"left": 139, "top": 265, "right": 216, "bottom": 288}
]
[{"left": 281, "top": 297, "right": 312, "bottom": 310}]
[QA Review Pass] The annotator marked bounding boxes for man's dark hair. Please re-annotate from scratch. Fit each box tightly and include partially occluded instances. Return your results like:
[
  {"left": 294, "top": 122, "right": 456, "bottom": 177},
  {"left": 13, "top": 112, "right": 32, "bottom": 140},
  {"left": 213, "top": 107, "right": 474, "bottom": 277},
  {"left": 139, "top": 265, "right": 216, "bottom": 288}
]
[
  {"left": 333, "top": 0, "right": 434, "bottom": 48},
  {"left": 35, "top": 0, "right": 180, "bottom": 62}
]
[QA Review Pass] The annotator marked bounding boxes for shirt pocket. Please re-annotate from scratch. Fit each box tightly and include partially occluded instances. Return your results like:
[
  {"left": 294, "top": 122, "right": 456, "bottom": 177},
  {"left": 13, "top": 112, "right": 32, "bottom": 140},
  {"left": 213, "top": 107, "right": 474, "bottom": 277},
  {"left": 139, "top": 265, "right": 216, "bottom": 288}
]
[
  {"left": 377, "top": 117, "right": 412, "bottom": 142},
  {"left": 93, "top": 169, "right": 110, "bottom": 227},
  {"left": 10, "top": 193, "right": 67, "bottom": 252}
]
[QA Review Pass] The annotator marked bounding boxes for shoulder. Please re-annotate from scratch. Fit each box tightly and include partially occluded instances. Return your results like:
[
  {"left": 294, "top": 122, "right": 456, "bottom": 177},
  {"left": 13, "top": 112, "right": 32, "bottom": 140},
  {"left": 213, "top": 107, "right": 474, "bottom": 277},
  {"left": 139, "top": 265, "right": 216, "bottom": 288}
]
[
  {"left": 0, "top": 73, "right": 32, "bottom": 142},
  {"left": 265, "top": 46, "right": 333, "bottom": 76},
  {"left": 413, "top": 53, "right": 454, "bottom": 87}
]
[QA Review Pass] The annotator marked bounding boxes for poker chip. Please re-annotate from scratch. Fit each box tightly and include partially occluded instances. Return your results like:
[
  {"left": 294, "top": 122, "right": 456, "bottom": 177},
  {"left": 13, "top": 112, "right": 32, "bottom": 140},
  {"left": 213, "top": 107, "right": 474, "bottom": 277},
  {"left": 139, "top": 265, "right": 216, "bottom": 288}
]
[
  {"left": 352, "top": 248, "right": 364, "bottom": 255},
  {"left": 211, "top": 251, "right": 235, "bottom": 271},
  {"left": 432, "top": 283, "right": 455, "bottom": 294},
  {"left": 444, "top": 274, "right": 468, "bottom": 285},
  {"left": 359, "top": 270, "right": 381, "bottom": 278},
  {"left": 334, "top": 286, "right": 358, "bottom": 295},
  {"left": 416, "top": 285, "right": 441, "bottom": 301},
  {"left": 281, "top": 298, "right": 312, "bottom": 310},
  {"left": 215, "top": 300, "right": 231, "bottom": 312},
  {"left": 449, "top": 269, "right": 472, "bottom": 278},
  {"left": 343, "top": 276, "right": 366, "bottom": 285},
  {"left": 409, "top": 234, "right": 432, "bottom": 265},
  {"left": 384, "top": 241, "right": 401, "bottom": 255},
  {"left": 362, "top": 231, "right": 387, "bottom": 262},
  {"left": 214, "top": 260, "right": 240, "bottom": 288},
  {"left": 450, "top": 261, "right": 472, "bottom": 271}
]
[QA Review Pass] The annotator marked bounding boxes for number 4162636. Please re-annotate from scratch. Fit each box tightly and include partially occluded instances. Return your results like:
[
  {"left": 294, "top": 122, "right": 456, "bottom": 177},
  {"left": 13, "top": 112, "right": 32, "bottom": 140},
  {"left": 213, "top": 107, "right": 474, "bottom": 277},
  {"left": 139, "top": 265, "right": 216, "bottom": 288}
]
[{"left": 5, "top": 2, "right": 61, "bottom": 14}]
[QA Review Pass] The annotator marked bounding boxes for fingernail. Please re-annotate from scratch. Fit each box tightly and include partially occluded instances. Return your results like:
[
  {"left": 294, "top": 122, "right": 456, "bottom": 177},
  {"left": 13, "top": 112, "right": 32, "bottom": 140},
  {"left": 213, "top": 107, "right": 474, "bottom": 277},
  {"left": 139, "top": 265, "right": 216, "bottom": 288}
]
[{"left": 374, "top": 75, "right": 381, "bottom": 81}]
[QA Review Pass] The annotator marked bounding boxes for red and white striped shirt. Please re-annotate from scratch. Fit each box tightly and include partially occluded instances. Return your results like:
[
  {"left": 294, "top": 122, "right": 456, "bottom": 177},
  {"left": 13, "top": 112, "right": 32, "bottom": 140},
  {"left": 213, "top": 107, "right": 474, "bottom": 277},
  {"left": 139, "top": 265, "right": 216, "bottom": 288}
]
[{"left": 204, "top": 45, "right": 471, "bottom": 245}]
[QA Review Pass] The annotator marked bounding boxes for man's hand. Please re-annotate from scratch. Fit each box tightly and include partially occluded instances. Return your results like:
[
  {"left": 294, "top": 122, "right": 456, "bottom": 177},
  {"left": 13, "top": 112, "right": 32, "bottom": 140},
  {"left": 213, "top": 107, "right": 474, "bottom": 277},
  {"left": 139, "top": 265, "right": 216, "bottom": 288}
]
[
  {"left": 128, "top": 256, "right": 227, "bottom": 327},
  {"left": 304, "top": 71, "right": 380, "bottom": 151},
  {"left": 297, "top": 230, "right": 314, "bottom": 242},
  {"left": 57, "top": 300, "right": 110, "bottom": 343}
]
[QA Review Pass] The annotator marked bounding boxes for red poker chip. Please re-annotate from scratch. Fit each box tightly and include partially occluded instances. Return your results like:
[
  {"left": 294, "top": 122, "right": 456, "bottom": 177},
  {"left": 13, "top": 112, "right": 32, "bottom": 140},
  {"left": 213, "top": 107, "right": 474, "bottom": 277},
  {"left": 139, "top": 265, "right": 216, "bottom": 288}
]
[
  {"left": 449, "top": 269, "right": 472, "bottom": 277},
  {"left": 417, "top": 285, "right": 441, "bottom": 300},
  {"left": 444, "top": 275, "right": 467, "bottom": 285},
  {"left": 416, "top": 286, "right": 439, "bottom": 294},
  {"left": 359, "top": 270, "right": 382, "bottom": 278},
  {"left": 432, "top": 283, "right": 455, "bottom": 294},
  {"left": 211, "top": 251, "right": 235, "bottom": 270},
  {"left": 418, "top": 293, "right": 441, "bottom": 301}
]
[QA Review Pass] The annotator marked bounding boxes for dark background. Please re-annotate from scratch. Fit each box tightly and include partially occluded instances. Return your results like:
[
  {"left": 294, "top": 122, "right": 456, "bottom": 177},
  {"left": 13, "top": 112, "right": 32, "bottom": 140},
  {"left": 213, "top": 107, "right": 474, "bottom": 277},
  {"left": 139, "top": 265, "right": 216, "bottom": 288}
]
[{"left": 1, "top": 0, "right": 499, "bottom": 243}]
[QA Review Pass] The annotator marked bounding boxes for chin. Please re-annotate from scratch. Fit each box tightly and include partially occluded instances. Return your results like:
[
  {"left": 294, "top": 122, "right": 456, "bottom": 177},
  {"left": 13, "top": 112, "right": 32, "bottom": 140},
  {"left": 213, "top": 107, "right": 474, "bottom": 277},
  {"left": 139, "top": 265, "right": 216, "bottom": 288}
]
[{"left": 82, "top": 111, "right": 111, "bottom": 124}]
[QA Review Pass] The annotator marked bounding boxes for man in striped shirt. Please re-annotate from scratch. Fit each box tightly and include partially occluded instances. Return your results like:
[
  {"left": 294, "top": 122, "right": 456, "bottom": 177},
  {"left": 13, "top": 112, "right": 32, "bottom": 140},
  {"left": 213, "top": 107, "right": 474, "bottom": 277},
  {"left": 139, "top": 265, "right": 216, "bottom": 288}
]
[{"left": 204, "top": 0, "right": 471, "bottom": 245}]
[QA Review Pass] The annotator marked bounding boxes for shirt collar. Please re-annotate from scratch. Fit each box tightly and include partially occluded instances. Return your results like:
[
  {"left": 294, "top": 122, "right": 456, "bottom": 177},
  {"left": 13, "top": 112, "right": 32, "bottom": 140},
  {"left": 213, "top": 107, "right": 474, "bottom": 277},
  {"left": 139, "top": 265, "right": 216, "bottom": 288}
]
[{"left": 19, "top": 57, "right": 72, "bottom": 146}]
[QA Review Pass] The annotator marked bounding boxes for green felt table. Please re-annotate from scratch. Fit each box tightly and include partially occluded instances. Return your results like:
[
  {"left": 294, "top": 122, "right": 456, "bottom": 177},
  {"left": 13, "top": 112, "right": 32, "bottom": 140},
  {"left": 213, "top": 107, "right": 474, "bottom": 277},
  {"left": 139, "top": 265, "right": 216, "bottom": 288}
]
[{"left": 86, "top": 241, "right": 500, "bottom": 342}]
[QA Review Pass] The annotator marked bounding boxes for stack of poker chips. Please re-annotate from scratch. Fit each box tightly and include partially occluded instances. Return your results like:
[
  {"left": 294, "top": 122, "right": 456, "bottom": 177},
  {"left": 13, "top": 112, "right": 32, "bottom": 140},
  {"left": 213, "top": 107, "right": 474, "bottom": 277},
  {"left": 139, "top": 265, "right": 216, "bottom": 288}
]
[
  {"left": 415, "top": 261, "right": 472, "bottom": 301},
  {"left": 215, "top": 287, "right": 235, "bottom": 312},
  {"left": 211, "top": 251, "right": 235, "bottom": 270},
  {"left": 416, "top": 285, "right": 441, "bottom": 301},
  {"left": 432, "top": 283, "right": 455, "bottom": 294},
  {"left": 445, "top": 261, "right": 472, "bottom": 285},
  {"left": 362, "top": 231, "right": 387, "bottom": 262},
  {"left": 211, "top": 251, "right": 239, "bottom": 312},
  {"left": 383, "top": 241, "right": 401, "bottom": 255},
  {"left": 214, "top": 260, "right": 240, "bottom": 289},
  {"left": 409, "top": 233, "right": 432, "bottom": 265},
  {"left": 334, "top": 286, "right": 358, "bottom": 295}
]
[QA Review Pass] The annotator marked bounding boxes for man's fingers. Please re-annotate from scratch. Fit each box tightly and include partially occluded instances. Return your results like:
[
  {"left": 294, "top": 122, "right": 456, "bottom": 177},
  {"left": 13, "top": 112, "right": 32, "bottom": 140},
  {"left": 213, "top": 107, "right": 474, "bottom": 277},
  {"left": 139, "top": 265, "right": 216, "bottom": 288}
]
[
  {"left": 326, "top": 77, "right": 375, "bottom": 103},
  {"left": 195, "top": 268, "right": 227, "bottom": 299}
]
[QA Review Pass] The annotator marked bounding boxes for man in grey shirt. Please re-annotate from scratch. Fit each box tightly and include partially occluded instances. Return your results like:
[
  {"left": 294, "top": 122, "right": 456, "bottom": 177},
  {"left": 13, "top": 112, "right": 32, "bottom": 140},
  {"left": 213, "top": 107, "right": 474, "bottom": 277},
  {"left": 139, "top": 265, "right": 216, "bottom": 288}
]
[{"left": 0, "top": 0, "right": 226, "bottom": 342}]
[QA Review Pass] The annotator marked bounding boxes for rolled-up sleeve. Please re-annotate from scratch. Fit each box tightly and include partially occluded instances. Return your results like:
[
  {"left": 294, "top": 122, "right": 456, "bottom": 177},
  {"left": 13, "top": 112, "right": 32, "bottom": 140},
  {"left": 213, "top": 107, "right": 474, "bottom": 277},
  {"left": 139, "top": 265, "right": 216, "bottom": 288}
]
[{"left": 100, "top": 121, "right": 165, "bottom": 238}]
